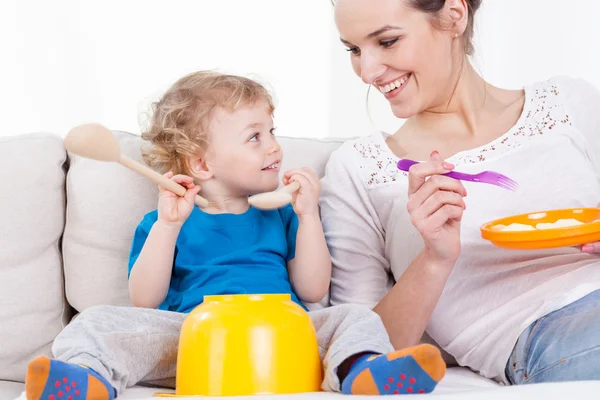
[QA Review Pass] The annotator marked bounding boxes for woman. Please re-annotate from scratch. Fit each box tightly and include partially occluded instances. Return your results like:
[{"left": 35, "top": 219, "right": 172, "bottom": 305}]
[{"left": 320, "top": 0, "right": 600, "bottom": 385}]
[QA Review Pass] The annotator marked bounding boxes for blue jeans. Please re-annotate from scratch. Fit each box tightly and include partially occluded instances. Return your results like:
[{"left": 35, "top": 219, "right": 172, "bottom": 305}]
[{"left": 505, "top": 289, "right": 600, "bottom": 384}]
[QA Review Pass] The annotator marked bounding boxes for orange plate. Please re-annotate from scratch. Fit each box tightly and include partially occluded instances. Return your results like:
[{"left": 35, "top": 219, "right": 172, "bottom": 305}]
[{"left": 481, "top": 208, "right": 600, "bottom": 250}]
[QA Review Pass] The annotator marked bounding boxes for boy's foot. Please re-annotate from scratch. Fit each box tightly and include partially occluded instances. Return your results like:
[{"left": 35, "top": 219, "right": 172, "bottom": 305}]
[
  {"left": 26, "top": 356, "right": 116, "bottom": 400},
  {"left": 341, "top": 344, "right": 446, "bottom": 395}
]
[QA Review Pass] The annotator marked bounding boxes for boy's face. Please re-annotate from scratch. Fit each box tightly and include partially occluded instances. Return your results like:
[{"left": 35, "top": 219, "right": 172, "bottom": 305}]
[{"left": 203, "top": 101, "right": 282, "bottom": 196}]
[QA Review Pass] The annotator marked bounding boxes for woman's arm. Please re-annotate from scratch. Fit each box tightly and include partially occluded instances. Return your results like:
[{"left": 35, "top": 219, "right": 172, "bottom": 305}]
[
  {"left": 373, "top": 251, "right": 455, "bottom": 349},
  {"left": 557, "top": 76, "right": 600, "bottom": 172},
  {"left": 321, "top": 146, "right": 465, "bottom": 349},
  {"left": 320, "top": 145, "right": 394, "bottom": 309},
  {"left": 557, "top": 77, "right": 600, "bottom": 254}
]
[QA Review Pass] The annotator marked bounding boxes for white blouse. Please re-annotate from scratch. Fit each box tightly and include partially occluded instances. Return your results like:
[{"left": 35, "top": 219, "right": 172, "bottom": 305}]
[{"left": 320, "top": 76, "right": 600, "bottom": 383}]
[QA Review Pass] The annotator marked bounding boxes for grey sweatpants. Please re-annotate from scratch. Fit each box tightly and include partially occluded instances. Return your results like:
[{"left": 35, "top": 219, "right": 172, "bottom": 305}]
[{"left": 52, "top": 304, "right": 394, "bottom": 395}]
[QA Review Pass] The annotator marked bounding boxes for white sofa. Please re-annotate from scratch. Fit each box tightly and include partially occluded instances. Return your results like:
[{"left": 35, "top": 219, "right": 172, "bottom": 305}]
[{"left": 1, "top": 131, "right": 599, "bottom": 399}]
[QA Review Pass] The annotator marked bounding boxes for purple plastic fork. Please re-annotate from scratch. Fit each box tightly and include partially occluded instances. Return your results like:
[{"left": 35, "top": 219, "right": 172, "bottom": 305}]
[{"left": 397, "top": 159, "right": 518, "bottom": 191}]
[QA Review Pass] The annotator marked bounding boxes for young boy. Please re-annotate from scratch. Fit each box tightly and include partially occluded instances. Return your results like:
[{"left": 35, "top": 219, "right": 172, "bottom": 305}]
[{"left": 25, "top": 71, "right": 445, "bottom": 399}]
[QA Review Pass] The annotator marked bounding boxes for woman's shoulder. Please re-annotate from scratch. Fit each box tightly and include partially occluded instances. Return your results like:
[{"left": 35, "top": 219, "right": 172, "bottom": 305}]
[
  {"left": 325, "top": 132, "right": 402, "bottom": 190},
  {"left": 523, "top": 75, "right": 600, "bottom": 137},
  {"left": 548, "top": 75, "right": 597, "bottom": 89},
  {"left": 327, "top": 132, "right": 389, "bottom": 168},
  {"left": 516, "top": 75, "right": 600, "bottom": 128},
  {"left": 322, "top": 134, "right": 381, "bottom": 189},
  {"left": 526, "top": 75, "right": 599, "bottom": 103}
]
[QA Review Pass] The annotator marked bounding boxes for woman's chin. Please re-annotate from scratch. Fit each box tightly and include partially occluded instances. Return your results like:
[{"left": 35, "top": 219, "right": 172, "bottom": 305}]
[{"left": 390, "top": 102, "right": 419, "bottom": 119}]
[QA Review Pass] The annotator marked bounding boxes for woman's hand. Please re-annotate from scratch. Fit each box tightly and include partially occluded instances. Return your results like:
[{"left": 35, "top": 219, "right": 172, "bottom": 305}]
[
  {"left": 580, "top": 202, "right": 600, "bottom": 253},
  {"left": 406, "top": 151, "right": 467, "bottom": 267}
]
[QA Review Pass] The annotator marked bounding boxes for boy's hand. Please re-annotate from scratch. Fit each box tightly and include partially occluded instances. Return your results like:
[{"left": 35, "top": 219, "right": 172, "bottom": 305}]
[
  {"left": 157, "top": 172, "right": 201, "bottom": 227},
  {"left": 283, "top": 168, "right": 321, "bottom": 217}
]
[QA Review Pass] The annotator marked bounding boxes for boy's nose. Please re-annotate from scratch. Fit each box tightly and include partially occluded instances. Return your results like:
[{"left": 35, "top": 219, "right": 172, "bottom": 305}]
[{"left": 267, "top": 140, "right": 281, "bottom": 155}]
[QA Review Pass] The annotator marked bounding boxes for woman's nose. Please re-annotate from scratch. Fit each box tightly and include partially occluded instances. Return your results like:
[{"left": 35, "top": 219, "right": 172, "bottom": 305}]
[{"left": 360, "top": 50, "right": 387, "bottom": 85}]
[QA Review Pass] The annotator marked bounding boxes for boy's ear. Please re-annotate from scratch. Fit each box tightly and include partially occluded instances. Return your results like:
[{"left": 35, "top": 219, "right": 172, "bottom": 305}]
[{"left": 188, "top": 156, "right": 213, "bottom": 181}]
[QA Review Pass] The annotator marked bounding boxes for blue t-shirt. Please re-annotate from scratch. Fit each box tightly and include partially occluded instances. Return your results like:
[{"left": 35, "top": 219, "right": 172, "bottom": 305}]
[{"left": 128, "top": 205, "right": 306, "bottom": 313}]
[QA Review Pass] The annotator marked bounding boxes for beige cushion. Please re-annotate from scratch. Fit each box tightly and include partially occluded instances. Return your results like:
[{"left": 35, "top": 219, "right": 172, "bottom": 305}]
[
  {"left": 62, "top": 131, "right": 343, "bottom": 312},
  {"left": 63, "top": 131, "right": 157, "bottom": 311},
  {"left": 0, "top": 134, "right": 70, "bottom": 382},
  {"left": 278, "top": 137, "right": 345, "bottom": 179}
]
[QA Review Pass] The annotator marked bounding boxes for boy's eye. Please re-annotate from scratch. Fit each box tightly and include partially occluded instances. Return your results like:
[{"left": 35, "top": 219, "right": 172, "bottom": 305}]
[
  {"left": 249, "top": 133, "right": 259, "bottom": 142},
  {"left": 270, "top": 128, "right": 276, "bottom": 136}
]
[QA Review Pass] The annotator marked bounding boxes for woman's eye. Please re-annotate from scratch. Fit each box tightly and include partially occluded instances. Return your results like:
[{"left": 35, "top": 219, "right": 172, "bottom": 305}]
[
  {"left": 380, "top": 38, "right": 399, "bottom": 48},
  {"left": 346, "top": 47, "right": 360, "bottom": 55}
]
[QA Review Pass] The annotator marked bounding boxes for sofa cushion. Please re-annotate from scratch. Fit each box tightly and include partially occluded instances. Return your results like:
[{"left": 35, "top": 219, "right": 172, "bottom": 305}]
[
  {"left": 277, "top": 137, "right": 346, "bottom": 179},
  {"left": 62, "top": 130, "right": 344, "bottom": 312},
  {"left": 62, "top": 131, "right": 157, "bottom": 311},
  {"left": 0, "top": 134, "right": 70, "bottom": 382}
]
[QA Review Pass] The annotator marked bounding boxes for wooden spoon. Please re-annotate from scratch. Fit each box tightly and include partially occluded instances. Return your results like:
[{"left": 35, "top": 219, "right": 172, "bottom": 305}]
[
  {"left": 64, "top": 123, "right": 210, "bottom": 208},
  {"left": 64, "top": 123, "right": 301, "bottom": 211},
  {"left": 248, "top": 181, "right": 300, "bottom": 210}
]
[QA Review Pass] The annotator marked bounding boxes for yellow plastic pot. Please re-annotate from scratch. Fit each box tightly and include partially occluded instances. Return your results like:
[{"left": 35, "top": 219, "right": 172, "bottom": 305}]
[{"left": 174, "top": 294, "right": 322, "bottom": 396}]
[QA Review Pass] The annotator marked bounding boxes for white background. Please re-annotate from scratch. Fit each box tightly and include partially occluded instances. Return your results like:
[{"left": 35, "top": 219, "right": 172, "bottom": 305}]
[{"left": 1, "top": 0, "right": 599, "bottom": 138}]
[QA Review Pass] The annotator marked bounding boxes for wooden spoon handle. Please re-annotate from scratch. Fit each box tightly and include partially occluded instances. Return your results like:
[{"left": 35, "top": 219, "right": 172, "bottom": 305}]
[
  {"left": 280, "top": 181, "right": 301, "bottom": 194},
  {"left": 118, "top": 155, "right": 209, "bottom": 208}
]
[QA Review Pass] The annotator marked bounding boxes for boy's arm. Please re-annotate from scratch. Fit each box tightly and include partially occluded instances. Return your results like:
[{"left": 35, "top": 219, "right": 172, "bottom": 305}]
[
  {"left": 128, "top": 221, "right": 180, "bottom": 308},
  {"left": 287, "top": 214, "right": 332, "bottom": 303},
  {"left": 129, "top": 173, "right": 200, "bottom": 309}
]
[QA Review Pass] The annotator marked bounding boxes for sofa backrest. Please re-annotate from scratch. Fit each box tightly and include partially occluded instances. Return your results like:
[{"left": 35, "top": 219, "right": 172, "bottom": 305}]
[
  {"left": 62, "top": 131, "right": 344, "bottom": 312},
  {"left": 0, "top": 131, "right": 345, "bottom": 381},
  {"left": 0, "top": 134, "right": 71, "bottom": 382}
]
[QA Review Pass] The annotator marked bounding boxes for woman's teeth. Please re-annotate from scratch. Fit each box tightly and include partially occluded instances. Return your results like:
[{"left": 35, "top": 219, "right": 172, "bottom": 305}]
[{"left": 380, "top": 74, "right": 410, "bottom": 93}]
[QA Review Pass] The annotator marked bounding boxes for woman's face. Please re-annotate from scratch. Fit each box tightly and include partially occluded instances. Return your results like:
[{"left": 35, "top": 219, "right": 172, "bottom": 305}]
[{"left": 334, "top": 0, "right": 463, "bottom": 118}]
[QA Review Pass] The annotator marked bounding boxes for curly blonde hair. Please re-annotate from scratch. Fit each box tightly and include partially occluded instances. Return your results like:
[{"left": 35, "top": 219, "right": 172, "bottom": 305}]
[{"left": 141, "top": 71, "right": 275, "bottom": 175}]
